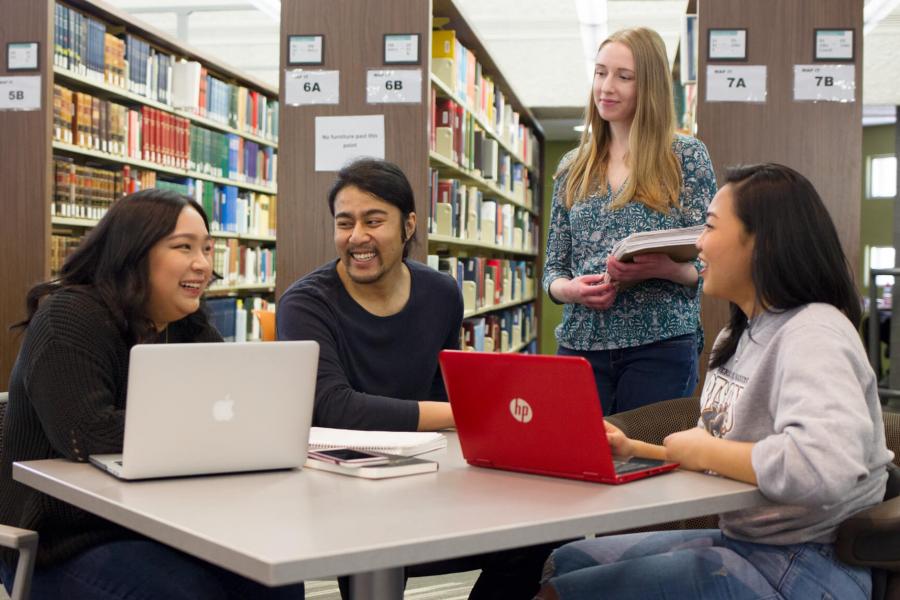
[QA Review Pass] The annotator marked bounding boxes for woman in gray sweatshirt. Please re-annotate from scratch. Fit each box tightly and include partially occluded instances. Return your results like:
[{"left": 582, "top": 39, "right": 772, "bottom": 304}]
[{"left": 537, "top": 163, "right": 894, "bottom": 600}]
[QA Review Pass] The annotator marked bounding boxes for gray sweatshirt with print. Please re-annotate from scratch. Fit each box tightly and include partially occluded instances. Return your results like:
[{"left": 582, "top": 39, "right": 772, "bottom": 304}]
[{"left": 699, "top": 303, "right": 894, "bottom": 545}]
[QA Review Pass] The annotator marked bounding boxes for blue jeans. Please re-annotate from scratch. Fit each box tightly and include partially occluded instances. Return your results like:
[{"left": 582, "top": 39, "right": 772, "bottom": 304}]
[
  {"left": 542, "top": 529, "right": 871, "bottom": 600},
  {"left": 0, "top": 539, "right": 304, "bottom": 599},
  {"left": 558, "top": 333, "right": 698, "bottom": 415}
]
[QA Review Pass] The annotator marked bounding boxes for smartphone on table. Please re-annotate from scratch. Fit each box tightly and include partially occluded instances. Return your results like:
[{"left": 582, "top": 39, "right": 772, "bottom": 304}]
[{"left": 307, "top": 448, "right": 390, "bottom": 466}]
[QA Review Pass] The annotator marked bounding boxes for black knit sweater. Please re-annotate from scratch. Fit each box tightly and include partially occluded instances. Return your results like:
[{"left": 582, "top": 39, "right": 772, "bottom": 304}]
[{"left": 0, "top": 288, "right": 222, "bottom": 569}]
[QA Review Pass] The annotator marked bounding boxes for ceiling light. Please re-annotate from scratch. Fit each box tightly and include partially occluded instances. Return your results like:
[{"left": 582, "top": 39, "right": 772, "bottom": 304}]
[
  {"left": 575, "top": 0, "right": 609, "bottom": 83},
  {"left": 247, "top": 0, "right": 280, "bottom": 22},
  {"left": 864, "top": 0, "right": 900, "bottom": 34}
]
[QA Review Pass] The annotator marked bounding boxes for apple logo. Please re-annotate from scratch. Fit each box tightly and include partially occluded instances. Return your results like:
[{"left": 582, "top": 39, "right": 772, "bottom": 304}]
[{"left": 213, "top": 394, "right": 235, "bottom": 422}]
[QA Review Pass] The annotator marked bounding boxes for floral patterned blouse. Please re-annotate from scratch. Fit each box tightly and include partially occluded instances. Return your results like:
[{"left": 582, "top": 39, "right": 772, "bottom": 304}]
[{"left": 543, "top": 134, "right": 717, "bottom": 351}]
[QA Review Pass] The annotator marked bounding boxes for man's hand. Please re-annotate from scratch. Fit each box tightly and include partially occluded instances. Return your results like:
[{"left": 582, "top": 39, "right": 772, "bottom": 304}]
[{"left": 418, "top": 401, "right": 454, "bottom": 431}]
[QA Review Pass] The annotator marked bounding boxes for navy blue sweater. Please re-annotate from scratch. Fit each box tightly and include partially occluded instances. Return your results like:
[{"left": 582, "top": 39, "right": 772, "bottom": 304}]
[{"left": 277, "top": 260, "right": 463, "bottom": 431}]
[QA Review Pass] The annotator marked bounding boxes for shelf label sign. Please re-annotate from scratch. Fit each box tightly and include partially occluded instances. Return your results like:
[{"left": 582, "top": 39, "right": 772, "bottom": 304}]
[
  {"left": 793, "top": 64, "right": 855, "bottom": 102},
  {"left": 705, "top": 66, "right": 766, "bottom": 103},
  {"left": 0, "top": 76, "right": 41, "bottom": 111},
  {"left": 366, "top": 69, "right": 422, "bottom": 104},
  {"left": 284, "top": 70, "right": 339, "bottom": 106},
  {"left": 315, "top": 115, "right": 385, "bottom": 172}
]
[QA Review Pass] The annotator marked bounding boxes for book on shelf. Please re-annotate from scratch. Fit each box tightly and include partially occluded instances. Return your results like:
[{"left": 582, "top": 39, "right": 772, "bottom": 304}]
[
  {"left": 206, "top": 296, "right": 272, "bottom": 342},
  {"left": 610, "top": 225, "right": 706, "bottom": 263},
  {"left": 53, "top": 2, "right": 280, "bottom": 142},
  {"left": 427, "top": 172, "right": 538, "bottom": 249},
  {"left": 461, "top": 303, "right": 535, "bottom": 352},
  {"left": 430, "top": 28, "right": 538, "bottom": 168},
  {"left": 304, "top": 454, "right": 439, "bottom": 480},
  {"left": 308, "top": 428, "right": 447, "bottom": 457},
  {"left": 53, "top": 83, "right": 277, "bottom": 188},
  {"left": 209, "top": 238, "right": 276, "bottom": 288}
]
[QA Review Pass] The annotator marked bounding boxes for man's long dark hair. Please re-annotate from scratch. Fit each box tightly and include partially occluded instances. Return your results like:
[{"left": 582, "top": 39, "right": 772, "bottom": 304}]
[
  {"left": 709, "top": 163, "right": 861, "bottom": 369},
  {"left": 15, "top": 189, "right": 215, "bottom": 344}
]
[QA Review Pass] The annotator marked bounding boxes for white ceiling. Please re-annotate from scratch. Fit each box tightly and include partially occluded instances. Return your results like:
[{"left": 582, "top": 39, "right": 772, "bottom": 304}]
[{"left": 106, "top": 0, "right": 900, "bottom": 140}]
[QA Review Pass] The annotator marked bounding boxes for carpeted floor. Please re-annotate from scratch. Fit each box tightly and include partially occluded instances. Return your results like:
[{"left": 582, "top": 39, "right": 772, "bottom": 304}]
[{"left": 304, "top": 572, "right": 479, "bottom": 599}]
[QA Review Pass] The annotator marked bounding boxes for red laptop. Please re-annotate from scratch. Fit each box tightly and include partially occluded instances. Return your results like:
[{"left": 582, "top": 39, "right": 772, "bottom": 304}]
[{"left": 439, "top": 351, "right": 679, "bottom": 484}]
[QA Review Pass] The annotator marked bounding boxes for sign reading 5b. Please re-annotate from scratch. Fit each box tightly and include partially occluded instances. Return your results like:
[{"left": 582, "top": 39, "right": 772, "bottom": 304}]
[
  {"left": 0, "top": 76, "right": 41, "bottom": 111},
  {"left": 366, "top": 69, "right": 422, "bottom": 104}
]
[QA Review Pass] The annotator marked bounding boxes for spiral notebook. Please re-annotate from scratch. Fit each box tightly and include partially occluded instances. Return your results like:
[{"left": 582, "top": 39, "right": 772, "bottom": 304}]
[{"left": 308, "top": 427, "right": 447, "bottom": 457}]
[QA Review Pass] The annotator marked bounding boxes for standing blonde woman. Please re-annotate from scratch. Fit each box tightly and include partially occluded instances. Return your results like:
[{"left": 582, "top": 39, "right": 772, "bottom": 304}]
[{"left": 544, "top": 27, "right": 716, "bottom": 415}]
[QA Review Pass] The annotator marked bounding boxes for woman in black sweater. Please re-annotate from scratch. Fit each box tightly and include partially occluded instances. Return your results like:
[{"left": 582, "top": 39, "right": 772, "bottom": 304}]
[{"left": 0, "top": 190, "right": 304, "bottom": 599}]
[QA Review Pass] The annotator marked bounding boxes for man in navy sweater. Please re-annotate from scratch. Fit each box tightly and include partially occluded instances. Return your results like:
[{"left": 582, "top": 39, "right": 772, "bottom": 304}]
[
  {"left": 277, "top": 159, "right": 551, "bottom": 599},
  {"left": 277, "top": 158, "right": 461, "bottom": 431}
]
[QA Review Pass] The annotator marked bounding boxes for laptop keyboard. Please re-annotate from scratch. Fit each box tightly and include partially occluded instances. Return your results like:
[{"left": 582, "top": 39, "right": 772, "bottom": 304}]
[{"left": 613, "top": 458, "right": 665, "bottom": 474}]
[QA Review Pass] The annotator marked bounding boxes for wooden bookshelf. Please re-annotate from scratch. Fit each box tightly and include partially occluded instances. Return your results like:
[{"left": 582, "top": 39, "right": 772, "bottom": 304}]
[
  {"left": 0, "top": 0, "right": 280, "bottom": 387},
  {"left": 277, "top": 0, "right": 543, "bottom": 356}
]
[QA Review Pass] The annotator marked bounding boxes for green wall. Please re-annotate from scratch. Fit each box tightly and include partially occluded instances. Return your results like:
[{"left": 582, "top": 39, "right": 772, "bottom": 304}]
[
  {"left": 860, "top": 124, "right": 897, "bottom": 296},
  {"left": 539, "top": 141, "right": 578, "bottom": 354}
]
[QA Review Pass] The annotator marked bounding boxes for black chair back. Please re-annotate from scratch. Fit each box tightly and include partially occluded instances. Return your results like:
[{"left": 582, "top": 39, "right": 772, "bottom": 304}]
[{"left": 0, "top": 395, "right": 6, "bottom": 453}]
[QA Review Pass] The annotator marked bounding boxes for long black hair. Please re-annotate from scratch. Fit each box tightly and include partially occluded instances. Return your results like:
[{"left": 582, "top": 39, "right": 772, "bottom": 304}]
[
  {"left": 15, "top": 189, "right": 215, "bottom": 344},
  {"left": 709, "top": 163, "right": 861, "bottom": 369}
]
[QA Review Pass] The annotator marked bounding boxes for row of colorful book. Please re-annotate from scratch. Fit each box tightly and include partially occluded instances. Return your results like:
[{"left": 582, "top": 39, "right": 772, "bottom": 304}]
[
  {"left": 431, "top": 29, "right": 538, "bottom": 167},
  {"left": 53, "top": 1, "right": 279, "bottom": 141},
  {"left": 428, "top": 173, "right": 539, "bottom": 253},
  {"left": 210, "top": 239, "right": 276, "bottom": 288},
  {"left": 429, "top": 254, "right": 535, "bottom": 314},
  {"left": 53, "top": 84, "right": 276, "bottom": 187},
  {"left": 52, "top": 157, "right": 157, "bottom": 220},
  {"left": 461, "top": 303, "right": 536, "bottom": 353},
  {"left": 50, "top": 232, "right": 84, "bottom": 276},
  {"left": 206, "top": 297, "right": 273, "bottom": 343},
  {"left": 157, "top": 179, "right": 276, "bottom": 238},
  {"left": 430, "top": 94, "right": 536, "bottom": 209}
]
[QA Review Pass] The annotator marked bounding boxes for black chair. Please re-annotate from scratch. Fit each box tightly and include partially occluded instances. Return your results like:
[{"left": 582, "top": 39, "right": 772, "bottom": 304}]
[
  {"left": 0, "top": 393, "right": 39, "bottom": 600},
  {"left": 836, "top": 410, "right": 900, "bottom": 600},
  {"left": 605, "top": 397, "right": 719, "bottom": 531}
]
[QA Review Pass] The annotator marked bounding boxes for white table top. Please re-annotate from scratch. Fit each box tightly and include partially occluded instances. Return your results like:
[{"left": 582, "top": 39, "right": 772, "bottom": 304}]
[{"left": 14, "top": 433, "right": 767, "bottom": 586}]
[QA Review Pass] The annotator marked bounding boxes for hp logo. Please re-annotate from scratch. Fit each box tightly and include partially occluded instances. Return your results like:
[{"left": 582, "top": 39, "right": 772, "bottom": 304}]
[{"left": 509, "top": 398, "right": 533, "bottom": 424}]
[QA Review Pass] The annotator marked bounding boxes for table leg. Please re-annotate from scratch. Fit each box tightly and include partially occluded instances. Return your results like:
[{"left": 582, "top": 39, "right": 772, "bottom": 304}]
[{"left": 348, "top": 567, "right": 405, "bottom": 600}]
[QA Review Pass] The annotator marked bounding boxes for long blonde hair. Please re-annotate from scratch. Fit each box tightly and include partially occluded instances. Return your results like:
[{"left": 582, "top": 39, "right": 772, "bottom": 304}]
[{"left": 560, "top": 27, "right": 681, "bottom": 212}]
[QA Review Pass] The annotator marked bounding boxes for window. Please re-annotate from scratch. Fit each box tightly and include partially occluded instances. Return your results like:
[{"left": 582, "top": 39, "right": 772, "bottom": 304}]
[
  {"left": 865, "top": 245, "right": 896, "bottom": 287},
  {"left": 868, "top": 155, "right": 897, "bottom": 199}
]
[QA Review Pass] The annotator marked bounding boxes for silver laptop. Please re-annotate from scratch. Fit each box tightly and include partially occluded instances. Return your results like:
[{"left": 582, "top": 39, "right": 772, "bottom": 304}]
[{"left": 90, "top": 341, "right": 319, "bottom": 480}]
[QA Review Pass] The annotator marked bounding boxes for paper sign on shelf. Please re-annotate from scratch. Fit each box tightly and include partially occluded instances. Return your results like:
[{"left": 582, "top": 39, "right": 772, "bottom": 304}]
[
  {"left": 0, "top": 76, "right": 41, "bottom": 111},
  {"left": 284, "top": 70, "right": 339, "bottom": 106},
  {"left": 366, "top": 69, "right": 422, "bottom": 104},
  {"left": 315, "top": 115, "right": 385, "bottom": 172},
  {"left": 705, "top": 65, "right": 766, "bottom": 103},
  {"left": 793, "top": 65, "right": 855, "bottom": 103}
]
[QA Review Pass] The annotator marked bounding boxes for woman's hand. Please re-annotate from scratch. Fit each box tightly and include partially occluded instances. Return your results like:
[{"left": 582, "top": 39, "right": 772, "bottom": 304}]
[
  {"left": 605, "top": 420, "right": 635, "bottom": 458},
  {"left": 663, "top": 427, "right": 714, "bottom": 471},
  {"left": 552, "top": 274, "right": 617, "bottom": 310},
  {"left": 606, "top": 254, "right": 680, "bottom": 284}
]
